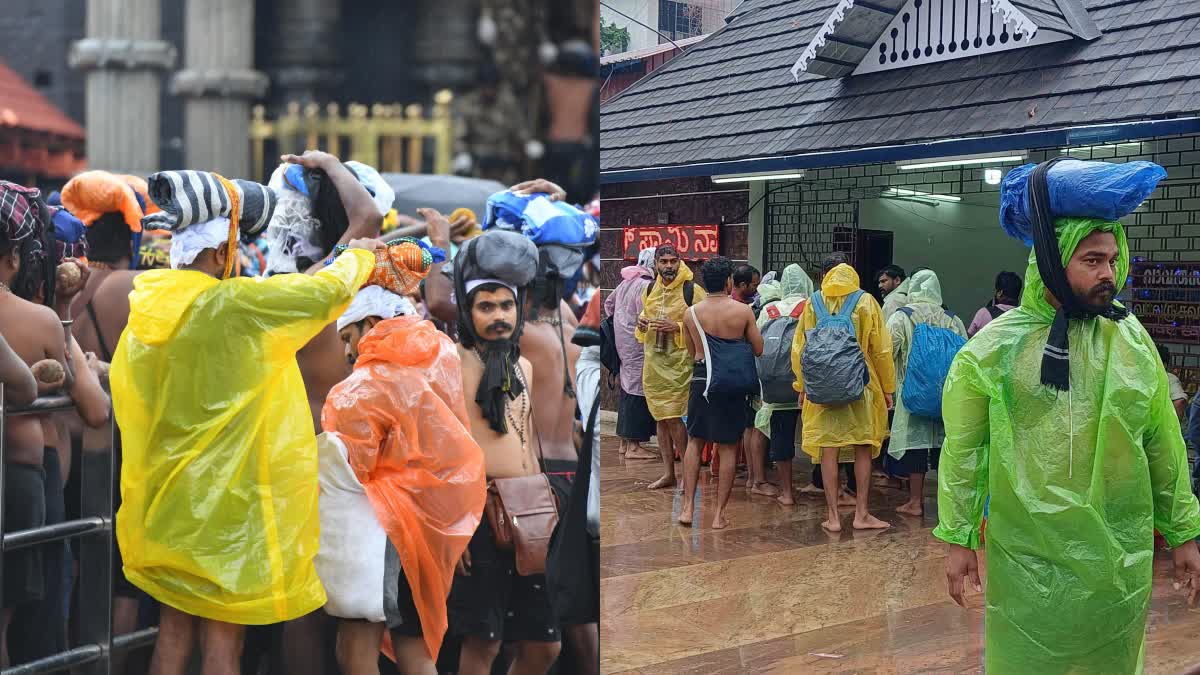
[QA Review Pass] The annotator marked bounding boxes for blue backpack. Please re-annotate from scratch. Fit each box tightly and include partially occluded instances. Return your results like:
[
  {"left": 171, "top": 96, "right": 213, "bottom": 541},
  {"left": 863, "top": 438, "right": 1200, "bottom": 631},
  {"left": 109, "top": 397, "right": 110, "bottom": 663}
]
[
  {"left": 898, "top": 307, "right": 966, "bottom": 419},
  {"left": 801, "top": 290, "right": 869, "bottom": 406}
]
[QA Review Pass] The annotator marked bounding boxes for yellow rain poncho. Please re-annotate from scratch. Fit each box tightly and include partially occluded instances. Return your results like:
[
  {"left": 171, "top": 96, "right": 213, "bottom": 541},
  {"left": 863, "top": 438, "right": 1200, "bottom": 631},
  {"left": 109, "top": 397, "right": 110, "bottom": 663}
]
[
  {"left": 885, "top": 270, "right": 966, "bottom": 458},
  {"left": 635, "top": 264, "right": 706, "bottom": 420},
  {"left": 934, "top": 217, "right": 1200, "bottom": 674},
  {"left": 111, "top": 249, "right": 374, "bottom": 625},
  {"left": 790, "top": 264, "right": 895, "bottom": 461},
  {"left": 754, "top": 264, "right": 814, "bottom": 438}
]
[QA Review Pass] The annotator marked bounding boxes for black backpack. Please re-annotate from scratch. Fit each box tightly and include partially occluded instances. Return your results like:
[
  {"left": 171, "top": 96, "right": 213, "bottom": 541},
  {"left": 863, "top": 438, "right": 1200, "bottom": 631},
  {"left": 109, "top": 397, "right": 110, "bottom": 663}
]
[{"left": 599, "top": 314, "right": 621, "bottom": 377}]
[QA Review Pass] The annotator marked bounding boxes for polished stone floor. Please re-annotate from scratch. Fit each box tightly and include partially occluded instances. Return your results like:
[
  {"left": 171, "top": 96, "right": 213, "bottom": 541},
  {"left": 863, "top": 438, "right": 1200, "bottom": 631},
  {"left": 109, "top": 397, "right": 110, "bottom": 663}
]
[{"left": 599, "top": 434, "right": 1200, "bottom": 674}]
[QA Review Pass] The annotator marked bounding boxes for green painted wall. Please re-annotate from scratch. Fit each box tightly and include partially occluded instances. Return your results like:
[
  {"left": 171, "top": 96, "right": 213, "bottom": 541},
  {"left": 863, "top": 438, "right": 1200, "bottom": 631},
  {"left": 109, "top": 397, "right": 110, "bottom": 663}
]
[{"left": 858, "top": 194, "right": 1031, "bottom": 320}]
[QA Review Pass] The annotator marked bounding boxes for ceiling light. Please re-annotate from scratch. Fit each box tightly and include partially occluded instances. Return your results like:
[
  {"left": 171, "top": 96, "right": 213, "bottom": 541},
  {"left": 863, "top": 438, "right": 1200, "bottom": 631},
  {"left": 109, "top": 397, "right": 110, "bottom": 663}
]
[
  {"left": 882, "top": 188, "right": 961, "bottom": 202},
  {"left": 1063, "top": 142, "right": 1143, "bottom": 154},
  {"left": 984, "top": 169, "right": 1003, "bottom": 185},
  {"left": 897, "top": 153, "right": 1026, "bottom": 171},
  {"left": 711, "top": 169, "right": 805, "bottom": 183}
]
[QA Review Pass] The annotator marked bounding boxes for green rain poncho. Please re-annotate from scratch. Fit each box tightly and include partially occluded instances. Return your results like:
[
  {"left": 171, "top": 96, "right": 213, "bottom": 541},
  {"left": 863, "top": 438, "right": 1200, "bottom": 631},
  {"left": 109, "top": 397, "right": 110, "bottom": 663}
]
[
  {"left": 754, "top": 264, "right": 814, "bottom": 437},
  {"left": 933, "top": 217, "right": 1200, "bottom": 674},
  {"left": 885, "top": 270, "right": 967, "bottom": 458}
]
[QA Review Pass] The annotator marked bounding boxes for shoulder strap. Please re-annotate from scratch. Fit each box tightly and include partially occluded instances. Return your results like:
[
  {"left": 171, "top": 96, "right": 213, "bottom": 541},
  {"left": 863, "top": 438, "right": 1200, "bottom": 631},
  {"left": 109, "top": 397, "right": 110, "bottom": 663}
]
[
  {"left": 683, "top": 280, "right": 694, "bottom": 306},
  {"left": 810, "top": 292, "right": 829, "bottom": 320},
  {"left": 898, "top": 306, "right": 915, "bottom": 318},
  {"left": 85, "top": 300, "right": 113, "bottom": 363},
  {"left": 644, "top": 277, "right": 656, "bottom": 298},
  {"left": 836, "top": 290, "right": 863, "bottom": 320},
  {"left": 764, "top": 305, "right": 782, "bottom": 320},
  {"left": 986, "top": 304, "right": 1004, "bottom": 319}
]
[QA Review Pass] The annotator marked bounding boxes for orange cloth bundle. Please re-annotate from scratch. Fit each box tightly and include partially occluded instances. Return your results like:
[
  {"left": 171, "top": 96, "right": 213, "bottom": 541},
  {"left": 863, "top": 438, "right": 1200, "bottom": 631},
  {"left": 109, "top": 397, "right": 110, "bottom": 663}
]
[
  {"left": 60, "top": 170, "right": 144, "bottom": 232},
  {"left": 120, "top": 175, "right": 161, "bottom": 215},
  {"left": 322, "top": 316, "right": 485, "bottom": 660},
  {"left": 367, "top": 238, "right": 441, "bottom": 296}
]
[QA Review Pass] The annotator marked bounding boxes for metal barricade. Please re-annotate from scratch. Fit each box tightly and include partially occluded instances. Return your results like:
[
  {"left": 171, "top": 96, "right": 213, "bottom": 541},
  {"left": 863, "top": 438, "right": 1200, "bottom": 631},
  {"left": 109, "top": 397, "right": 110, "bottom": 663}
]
[{"left": 0, "top": 385, "right": 157, "bottom": 674}]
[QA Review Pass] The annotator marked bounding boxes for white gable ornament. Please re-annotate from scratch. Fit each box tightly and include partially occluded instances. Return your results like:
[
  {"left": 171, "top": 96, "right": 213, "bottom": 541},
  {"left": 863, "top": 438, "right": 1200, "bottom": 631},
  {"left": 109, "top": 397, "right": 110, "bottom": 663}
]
[{"left": 792, "top": 0, "right": 1073, "bottom": 80}]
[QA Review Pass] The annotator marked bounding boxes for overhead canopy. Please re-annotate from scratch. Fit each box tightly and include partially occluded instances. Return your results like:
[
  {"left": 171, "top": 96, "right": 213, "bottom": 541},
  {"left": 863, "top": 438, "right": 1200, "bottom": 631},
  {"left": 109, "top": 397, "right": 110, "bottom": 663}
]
[{"left": 600, "top": 0, "right": 1185, "bottom": 184}]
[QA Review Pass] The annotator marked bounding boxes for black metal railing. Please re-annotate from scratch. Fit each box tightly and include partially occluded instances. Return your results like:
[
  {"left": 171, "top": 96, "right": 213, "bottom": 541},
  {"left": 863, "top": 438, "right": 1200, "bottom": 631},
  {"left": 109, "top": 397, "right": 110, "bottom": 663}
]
[{"left": 0, "top": 385, "right": 156, "bottom": 674}]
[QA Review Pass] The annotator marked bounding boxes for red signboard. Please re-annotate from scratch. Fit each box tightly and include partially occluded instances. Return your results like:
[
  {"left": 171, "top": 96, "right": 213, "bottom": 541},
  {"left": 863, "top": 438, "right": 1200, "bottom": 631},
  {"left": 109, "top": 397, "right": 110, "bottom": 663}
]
[{"left": 623, "top": 225, "right": 720, "bottom": 260}]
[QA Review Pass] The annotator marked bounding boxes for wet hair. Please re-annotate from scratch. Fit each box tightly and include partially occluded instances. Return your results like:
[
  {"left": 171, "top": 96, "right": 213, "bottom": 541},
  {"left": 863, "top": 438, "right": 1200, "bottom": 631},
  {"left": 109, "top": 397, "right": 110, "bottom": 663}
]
[
  {"left": 733, "top": 264, "right": 759, "bottom": 287},
  {"left": 1157, "top": 343, "right": 1173, "bottom": 369},
  {"left": 88, "top": 212, "right": 134, "bottom": 264},
  {"left": 654, "top": 243, "right": 679, "bottom": 260},
  {"left": 821, "top": 251, "right": 851, "bottom": 276},
  {"left": 459, "top": 282, "right": 514, "bottom": 350},
  {"left": 995, "top": 271, "right": 1023, "bottom": 304},
  {"left": 877, "top": 264, "right": 906, "bottom": 282},
  {"left": 699, "top": 255, "right": 734, "bottom": 292}
]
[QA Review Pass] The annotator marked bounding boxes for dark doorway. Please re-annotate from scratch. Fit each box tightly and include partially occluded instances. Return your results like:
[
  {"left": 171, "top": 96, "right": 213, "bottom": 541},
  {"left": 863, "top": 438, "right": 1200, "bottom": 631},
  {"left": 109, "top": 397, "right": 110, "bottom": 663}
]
[{"left": 855, "top": 229, "right": 894, "bottom": 302}]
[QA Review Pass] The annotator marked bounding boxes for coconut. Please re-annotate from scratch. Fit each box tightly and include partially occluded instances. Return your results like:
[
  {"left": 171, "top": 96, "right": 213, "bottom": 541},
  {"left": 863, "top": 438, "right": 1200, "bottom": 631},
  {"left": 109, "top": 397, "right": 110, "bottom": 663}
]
[{"left": 31, "top": 359, "right": 65, "bottom": 385}]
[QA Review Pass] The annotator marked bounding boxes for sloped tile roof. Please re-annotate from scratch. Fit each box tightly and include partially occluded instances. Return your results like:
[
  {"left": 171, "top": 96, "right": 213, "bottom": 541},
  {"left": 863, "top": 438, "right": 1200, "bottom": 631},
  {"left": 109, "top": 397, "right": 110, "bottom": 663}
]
[{"left": 0, "top": 61, "right": 84, "bottom": 139}]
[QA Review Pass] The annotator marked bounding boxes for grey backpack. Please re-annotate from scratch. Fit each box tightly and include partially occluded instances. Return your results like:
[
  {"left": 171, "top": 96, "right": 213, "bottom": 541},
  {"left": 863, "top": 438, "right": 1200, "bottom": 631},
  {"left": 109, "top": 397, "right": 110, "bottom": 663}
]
[
  {"left": 757, "top": 300, "right": 806, "bottom": 404},
  {"left": 801, "top": 290, "right": 870, "bottom": 406}
]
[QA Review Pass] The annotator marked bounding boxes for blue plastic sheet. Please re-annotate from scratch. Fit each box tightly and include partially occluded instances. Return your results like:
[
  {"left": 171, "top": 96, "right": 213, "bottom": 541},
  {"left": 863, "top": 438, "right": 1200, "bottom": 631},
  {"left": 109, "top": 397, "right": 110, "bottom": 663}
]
[{"left": 999, "top": 159, "right": 1166, "bottom": 244}]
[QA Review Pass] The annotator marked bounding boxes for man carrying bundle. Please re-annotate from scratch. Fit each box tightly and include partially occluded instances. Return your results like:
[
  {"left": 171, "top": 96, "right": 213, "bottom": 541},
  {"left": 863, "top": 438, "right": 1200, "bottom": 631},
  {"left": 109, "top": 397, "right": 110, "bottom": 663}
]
[
  {"left": 109, "top": 169, "right": 381, "bottom": 674},
  {"left": 937, "top": 158, "right": 1200, "bottom": 674}
]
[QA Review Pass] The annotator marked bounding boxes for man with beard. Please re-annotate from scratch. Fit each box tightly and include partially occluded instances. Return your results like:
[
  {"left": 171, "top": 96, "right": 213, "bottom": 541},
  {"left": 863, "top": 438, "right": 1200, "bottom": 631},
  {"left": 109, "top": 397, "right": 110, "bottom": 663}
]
[
  {"left": 637, "top": 244, "right": 706, "bottom": 490},
  {"left": 444, "top": 230, "right": 562, "bottom": 675},
  {"left": 937, "top": 160, "right": 1200, "bottom": 674}
]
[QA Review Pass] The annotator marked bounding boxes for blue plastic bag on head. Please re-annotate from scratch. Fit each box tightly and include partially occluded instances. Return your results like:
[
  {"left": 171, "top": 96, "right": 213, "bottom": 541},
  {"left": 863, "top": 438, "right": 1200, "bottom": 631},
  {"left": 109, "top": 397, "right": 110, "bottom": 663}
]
[
  {"left": 484, "top": 191, "right": 599, "bottom": 246},
  {"left": 999, "top": 159, "right": 1166, "bottom": 244}
]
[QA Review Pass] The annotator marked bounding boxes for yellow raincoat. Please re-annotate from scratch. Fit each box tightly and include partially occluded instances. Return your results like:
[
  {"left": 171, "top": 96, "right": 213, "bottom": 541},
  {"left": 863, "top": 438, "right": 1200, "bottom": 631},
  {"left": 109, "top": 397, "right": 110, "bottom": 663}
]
[
  {"left": 790, "top": 264, "right": 895, "bottom": 461},
  {"left": 635, "top": 264, "right": 706, "bottom": 420},
  {"left": 111, "top": 249, "right": 374, "bottom": 624}
]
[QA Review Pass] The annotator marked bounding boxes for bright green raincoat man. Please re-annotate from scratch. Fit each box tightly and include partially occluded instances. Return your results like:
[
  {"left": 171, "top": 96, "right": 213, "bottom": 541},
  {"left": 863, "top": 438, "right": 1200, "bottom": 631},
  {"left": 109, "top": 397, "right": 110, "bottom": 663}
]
[{"left": 934, "top": 217, "right": 1200, "bottom": 674}]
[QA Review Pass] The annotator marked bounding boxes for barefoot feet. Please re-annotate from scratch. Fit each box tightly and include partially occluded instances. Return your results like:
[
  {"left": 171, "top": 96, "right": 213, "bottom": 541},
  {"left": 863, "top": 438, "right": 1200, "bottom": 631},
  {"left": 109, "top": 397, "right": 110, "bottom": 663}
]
[
  {"left": 853, "top": 513, "right": 891, "bottom": 530},
  {"left": 896, "top": 501, "right": 924, "bottom": 517},
  {"left": 625, "top": 447, "right": 659, "bottom": 461},
  {"left": 678, "top": 506, "right": 694, "bottom": 526},
  {"left": 749, "top": 481, "right": 780, "bottom": 497},
  {"left": 777, "top": 492, "right": 795, "bottom": 506},
  {"left": 821, "top": 516, "right": 843, "bottom": 533},
  {"left": 647, "top": 475, "right": 676, "bottom": 490},
  {"left": 712, "top": 512, "right": 729, "bottom": 529},
  {"left": 838, "top": 491, "right": 857, "bottom": 507}
]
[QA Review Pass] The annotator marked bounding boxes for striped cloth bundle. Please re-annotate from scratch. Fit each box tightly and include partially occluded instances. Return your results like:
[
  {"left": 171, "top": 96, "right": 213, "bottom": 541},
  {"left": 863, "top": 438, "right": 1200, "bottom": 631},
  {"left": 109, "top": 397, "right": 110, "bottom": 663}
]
[{"left": 142, "top": 171, "right": 276, "bottom": 236}]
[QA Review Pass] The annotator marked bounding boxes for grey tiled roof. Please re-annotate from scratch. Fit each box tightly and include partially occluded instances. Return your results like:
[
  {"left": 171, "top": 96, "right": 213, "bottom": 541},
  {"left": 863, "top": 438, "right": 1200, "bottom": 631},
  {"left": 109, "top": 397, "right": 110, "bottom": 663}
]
[{"left": 601, "top": 0, "right": 1200, "bottom": 175}]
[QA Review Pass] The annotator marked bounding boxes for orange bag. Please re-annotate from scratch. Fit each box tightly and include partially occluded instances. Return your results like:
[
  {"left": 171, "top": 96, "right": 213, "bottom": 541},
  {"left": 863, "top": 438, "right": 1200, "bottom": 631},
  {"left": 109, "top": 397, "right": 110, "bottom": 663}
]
[
  {"left": 120, "top": 174, "right": 161, "bottom": 215},
  {"left": 60, "top": 170, "right": 144, "bottom": 231},
  {"left": 322, "top": 316, "right": 486, "bottom": 660}
]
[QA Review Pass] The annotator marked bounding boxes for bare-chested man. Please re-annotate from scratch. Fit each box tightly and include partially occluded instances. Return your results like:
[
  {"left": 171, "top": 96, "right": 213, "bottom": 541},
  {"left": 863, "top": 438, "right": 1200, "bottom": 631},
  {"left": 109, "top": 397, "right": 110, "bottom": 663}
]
[
  {"left": 679, "top": 256, "right": 764, "bottom": 530},
  {"left": 443, "top": 230, "right": 562, "bottom": 675},
  {"left": 61, "top": 177, "right": 150, "bottom": 664},
  {"left": 0, "top": 182, "right": 109, "bottom": 667}
]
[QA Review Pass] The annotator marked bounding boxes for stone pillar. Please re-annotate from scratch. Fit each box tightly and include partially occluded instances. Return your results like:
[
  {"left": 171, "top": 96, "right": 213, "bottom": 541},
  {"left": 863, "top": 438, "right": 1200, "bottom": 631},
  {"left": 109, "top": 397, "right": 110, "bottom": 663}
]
[
  {"left": 261, "top": 0, "right": 344, "bottom": 108},
  {"left": 172, "top": 0, "right": 269, "bottom": 179},
  {"left": 69, "top": 0, "right": 176, "bottom": 176}
]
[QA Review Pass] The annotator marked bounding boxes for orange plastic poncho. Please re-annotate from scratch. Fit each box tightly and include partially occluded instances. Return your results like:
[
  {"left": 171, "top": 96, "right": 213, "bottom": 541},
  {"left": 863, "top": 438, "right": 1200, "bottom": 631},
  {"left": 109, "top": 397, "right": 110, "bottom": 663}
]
[
  {"left": 790, "top": 263, "right": 896, "bottom": 461},
  {"left": 60, "top": 170, "right": 144, "bottom": 231},
  {"left": 322, "top": 316, "right": 486, "bottom": 660},
  {"left": 111, "top": 249, "right": 374, "bottom": 624}
]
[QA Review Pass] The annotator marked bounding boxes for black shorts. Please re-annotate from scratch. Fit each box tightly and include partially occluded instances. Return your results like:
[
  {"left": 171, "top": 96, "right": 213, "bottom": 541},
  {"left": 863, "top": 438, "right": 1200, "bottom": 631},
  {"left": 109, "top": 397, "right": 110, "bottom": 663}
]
[
  {"left": 685, "top": 363, "right": 747, "bottom": 445},
  {"left": 886, "top": 448, "right": 941, "bottom": 476},
  {"left": 769, "top": 409, "right": 800, "bottom": 462},
  {"left": 4, "top": 462, "right": 46, "bottom": 608},
  {"left": 9, "top": 450, "right": 68, "bottom": 663},
  {"left": 384, "top": 541, "right": 422, "bottom": 637},
  {"left": 616, "top": 391, "right": 655, "bottom": 442},
  {"left": 447, "top": 515, "right": 560, "bottom": 643}
]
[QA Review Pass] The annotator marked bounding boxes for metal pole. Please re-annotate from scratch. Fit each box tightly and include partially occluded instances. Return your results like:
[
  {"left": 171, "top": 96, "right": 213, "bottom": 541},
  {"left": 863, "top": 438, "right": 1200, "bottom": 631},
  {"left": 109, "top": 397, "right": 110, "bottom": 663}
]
[
  {"left": 77, "top": 412, "right": 115, "bottom": 675},
  {"left": 1, "top": 382, "right": 6, "bottom": 615}
]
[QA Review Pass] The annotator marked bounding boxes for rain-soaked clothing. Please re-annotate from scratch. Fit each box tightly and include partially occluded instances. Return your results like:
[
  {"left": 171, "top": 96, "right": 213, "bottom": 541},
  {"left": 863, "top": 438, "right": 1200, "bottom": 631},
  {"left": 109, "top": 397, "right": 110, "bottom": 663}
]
[
  {"left": 790, "top": 264, "right": 895, "bottom": 461},
  {"left": 111, "top": 249, "right": 374, "bottom": 624},
  {"left": 882, "top": 277, "right": 910, "bottom": 321},
  {"left": 322, "top": 316, "right": 486, "bottom": 659},
  {"left": 754, "top": 264, "right": 814, "bottom": 438},
  {"left": 933, "top": 217, "right": 1200, "bottom": 674},
  {"left": 886, "top": 270, "right": 967, "bottom": 459},
  {"left": 636, "top": 264, "right": 706, "bottom": 421},
  {"left": 603, "top": 262, "right": 654, "bottom": 396}
]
